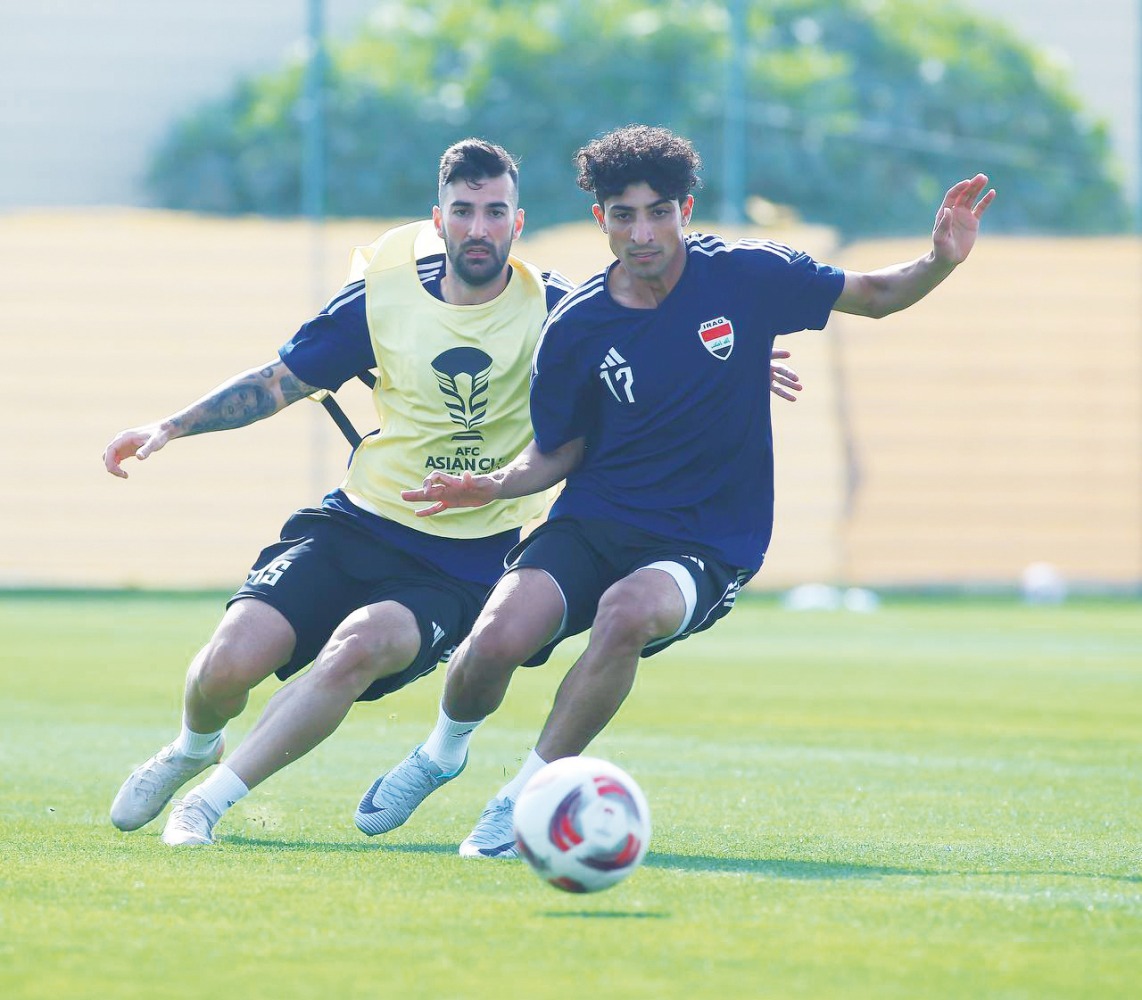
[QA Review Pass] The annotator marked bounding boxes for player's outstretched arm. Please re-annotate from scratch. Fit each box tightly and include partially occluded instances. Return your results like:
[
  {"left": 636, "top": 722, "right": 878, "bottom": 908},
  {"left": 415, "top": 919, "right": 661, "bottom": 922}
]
[
  {"left": 769, "top": 348, "right": 802, "bottom": 403},
  {"left": 833, "top": 173, "right": 996, "bottom": 320},
  {"left": 103, "top": 358, "right": 318, "bottom": 478},
  {"left": 402, "top": 437, "right": 585, "bottom": 517}
]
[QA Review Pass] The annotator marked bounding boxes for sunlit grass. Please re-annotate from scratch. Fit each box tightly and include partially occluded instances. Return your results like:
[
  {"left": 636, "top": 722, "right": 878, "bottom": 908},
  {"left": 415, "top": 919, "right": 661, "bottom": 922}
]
[{"left": 1, "top": 592, "right": 1139, "bottom": 999}]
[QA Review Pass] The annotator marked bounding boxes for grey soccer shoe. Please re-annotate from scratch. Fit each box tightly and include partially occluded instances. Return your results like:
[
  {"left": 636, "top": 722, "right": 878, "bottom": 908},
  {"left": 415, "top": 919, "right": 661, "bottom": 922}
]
[
  {"left": 354, "top": 745, "right": 466, "bottom": 836},
  {"left": 459, "top": 795, "right": 519, "bottom": 859},
  {"left": 161, "top": 794, "right": 218, "bottom": 846},
  {"left": 110, "top": 737, "right": 225, "bottom": 832}
]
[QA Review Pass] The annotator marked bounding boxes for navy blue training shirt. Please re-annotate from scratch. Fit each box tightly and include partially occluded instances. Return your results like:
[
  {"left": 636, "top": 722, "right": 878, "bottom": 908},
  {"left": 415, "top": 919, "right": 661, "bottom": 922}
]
[{"left": 530, "top": 233, "right": 845, "bottom": 573}]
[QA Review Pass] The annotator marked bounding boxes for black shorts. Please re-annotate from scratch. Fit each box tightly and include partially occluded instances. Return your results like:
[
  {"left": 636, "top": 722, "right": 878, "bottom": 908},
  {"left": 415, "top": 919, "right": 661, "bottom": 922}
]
[
  {"left": 507, "top": 516, "right": 753, "bottom": 666},
  {"left": 229, "top": 508, "right": 487, "bottom": 702}
]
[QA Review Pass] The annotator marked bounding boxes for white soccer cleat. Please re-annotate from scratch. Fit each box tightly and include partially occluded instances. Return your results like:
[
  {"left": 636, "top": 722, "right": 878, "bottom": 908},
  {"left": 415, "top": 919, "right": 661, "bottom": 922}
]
[
  {"left": 354, "top": 745, "right": 465, "bottom": 836},
  {"left": 459, "top": 795, "right": 519, "bottom": 859},
  {"left": 161, "top": 794, "right": 218, "bottom": 846},
  {"left": 109, "top": 738, "right": 225, "bottom": 832}
]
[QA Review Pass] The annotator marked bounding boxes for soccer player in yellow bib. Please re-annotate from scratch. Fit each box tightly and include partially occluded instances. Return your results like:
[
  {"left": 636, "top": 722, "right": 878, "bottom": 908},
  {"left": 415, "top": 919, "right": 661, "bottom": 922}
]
[{"left": 103, "top": 139, "right": 803, "bottom": 847}]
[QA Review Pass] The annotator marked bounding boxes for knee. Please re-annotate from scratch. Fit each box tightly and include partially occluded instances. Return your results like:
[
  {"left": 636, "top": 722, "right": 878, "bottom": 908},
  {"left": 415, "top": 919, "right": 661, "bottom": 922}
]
[
  {"left": 313, "top": 620, "right": 419, "bottom": 690},
  {"left": 457, "top": 615, "right": 537, "bottom": 677},
  {"left": 592, "top": 586, "right": 666, "bottom": 652},
  {"left": 190, "top": 637, "right": 259, "bottom": 705}
]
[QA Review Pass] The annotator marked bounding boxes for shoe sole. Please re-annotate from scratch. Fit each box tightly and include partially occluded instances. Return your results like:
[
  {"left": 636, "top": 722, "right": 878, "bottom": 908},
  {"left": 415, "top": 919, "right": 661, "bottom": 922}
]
[
  {"left": 459, "top": 842, "right": 519, "bottom": 859},
  {"left": 161, "top": 833, "right": 213, "bottom": 847}
]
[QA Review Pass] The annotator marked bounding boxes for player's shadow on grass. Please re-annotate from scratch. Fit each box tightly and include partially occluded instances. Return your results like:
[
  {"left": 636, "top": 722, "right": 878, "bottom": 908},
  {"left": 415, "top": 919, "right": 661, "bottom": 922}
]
[
  {"left": 224, "top": 839, "right": 912, "bottom": 877},
  {"left": 646, "top": 852, "right": 1142, "bottom": 883},
  {"left": 224, "top": 835, "right": 458, "bottom": 854},
  {"left": 646, "top": 852, "right": 926, "bottom": 879},
  {"left": 218, "top": 839, "right": 1142, "bottom": 884}
]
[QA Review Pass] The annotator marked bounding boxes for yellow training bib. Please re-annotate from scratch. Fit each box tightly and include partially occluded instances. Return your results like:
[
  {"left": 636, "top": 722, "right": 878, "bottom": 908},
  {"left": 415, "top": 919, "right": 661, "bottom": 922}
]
[{"left": 341, "top": 221, "right": 550, "bottom": 537}]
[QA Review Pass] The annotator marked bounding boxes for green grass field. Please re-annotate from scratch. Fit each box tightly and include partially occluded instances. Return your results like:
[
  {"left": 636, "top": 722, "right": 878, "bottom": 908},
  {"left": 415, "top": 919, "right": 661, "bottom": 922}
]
[{"left": 1, "top": 592, "right": 1139, "bottom": 999}]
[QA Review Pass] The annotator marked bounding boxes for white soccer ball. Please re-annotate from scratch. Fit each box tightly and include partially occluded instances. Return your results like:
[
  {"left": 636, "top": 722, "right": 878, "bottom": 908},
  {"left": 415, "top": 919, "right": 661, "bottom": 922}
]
[{"left": 513, "top": 756, "right": 651, "bottom": 894}]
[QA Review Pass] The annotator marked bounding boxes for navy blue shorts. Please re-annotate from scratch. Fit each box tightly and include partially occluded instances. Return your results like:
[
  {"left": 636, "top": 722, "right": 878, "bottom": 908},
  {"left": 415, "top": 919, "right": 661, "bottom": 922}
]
[
  {"left": 507, "top": 517, "right": 752, "bottom": 666},
  {"left": 229, "top": 508, "right": 487, "bottom": 702}
]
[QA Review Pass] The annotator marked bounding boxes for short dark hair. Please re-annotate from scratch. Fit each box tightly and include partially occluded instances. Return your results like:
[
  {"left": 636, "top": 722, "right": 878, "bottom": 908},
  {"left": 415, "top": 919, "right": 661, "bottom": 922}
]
[
  {"left": 575, "top": 125, "right": 702, "bottom": 205},
  {"left": 438, "top": 139, "right": 519, "bottom": 201}
]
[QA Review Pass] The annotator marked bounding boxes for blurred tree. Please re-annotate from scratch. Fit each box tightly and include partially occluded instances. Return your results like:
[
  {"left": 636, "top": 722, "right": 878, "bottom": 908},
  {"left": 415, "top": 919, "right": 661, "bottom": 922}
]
[{"left": 146, "top": 0, "right": 1130, "bottom": 237}]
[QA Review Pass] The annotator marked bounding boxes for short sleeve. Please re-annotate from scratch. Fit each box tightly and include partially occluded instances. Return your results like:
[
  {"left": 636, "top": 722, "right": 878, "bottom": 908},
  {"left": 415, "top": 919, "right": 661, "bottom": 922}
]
[
  {"left": 278, "top": 280, "right": 375, "bottom": 390},
  {"left": 529, "top": 318, "right": 594, "bottom": 453},
  {"left": 542, "top": 271, "right": 576, "bottom": 312},
  {"left": 763, "top": 250, "right": 845, "bottom": 335}
]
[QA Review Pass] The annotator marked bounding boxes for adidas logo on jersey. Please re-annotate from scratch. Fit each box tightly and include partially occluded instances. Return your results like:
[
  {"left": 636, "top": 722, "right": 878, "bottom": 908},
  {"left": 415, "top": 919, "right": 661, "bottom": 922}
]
[{"left": 599, "top": 347, "right": 635, "bottom": 403}]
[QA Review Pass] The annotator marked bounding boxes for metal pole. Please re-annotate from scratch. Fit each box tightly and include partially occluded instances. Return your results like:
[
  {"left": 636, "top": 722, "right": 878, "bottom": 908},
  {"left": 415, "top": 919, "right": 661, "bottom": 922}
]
[
  {"left": 720, "top": 0, "right": 748, "bottom": 224},
  {"left": 302, "top": 0, "right": 326, "bottom": 222},
  {"left": 1137, "top": 0, "right": 1142, "bottom": 232},
  {"left": 302, "top": 0, "right": 329, "bottom": 499}
]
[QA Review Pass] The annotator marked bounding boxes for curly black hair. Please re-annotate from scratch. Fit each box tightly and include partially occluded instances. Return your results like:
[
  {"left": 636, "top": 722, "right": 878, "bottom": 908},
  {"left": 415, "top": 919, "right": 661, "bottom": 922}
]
[
  {"left": 438, "top": 138, "right": 519, "bottom": 201},
  {"left": 575, "top": 125, "right": 702, "bottom": 205}
]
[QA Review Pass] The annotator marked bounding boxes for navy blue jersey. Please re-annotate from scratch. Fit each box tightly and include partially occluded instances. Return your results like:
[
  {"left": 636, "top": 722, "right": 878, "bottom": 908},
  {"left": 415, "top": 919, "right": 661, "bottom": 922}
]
[
  {"left": 280, "top": 255, "right": 574, "bottom": 391},
  {"left": 276, "top": 255, "right": 574, "bottom": 585},
  {"left": 531, "top": 234, "right": 844, "bottom": 572}
]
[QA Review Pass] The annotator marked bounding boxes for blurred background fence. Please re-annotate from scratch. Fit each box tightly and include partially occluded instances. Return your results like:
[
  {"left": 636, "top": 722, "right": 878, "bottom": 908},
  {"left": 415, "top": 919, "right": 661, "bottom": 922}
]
[{"left": 1, "top": 1, "right": 1139, "bottom": 592}]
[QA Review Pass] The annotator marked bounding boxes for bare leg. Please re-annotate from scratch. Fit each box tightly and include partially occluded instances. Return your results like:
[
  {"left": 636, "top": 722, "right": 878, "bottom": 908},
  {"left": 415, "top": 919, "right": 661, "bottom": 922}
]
[
  {"left": 453, "top": 569, "right": 686, "bottom": 859},
  {"left": 350, "top": 571, "right": 567, "bottom": 841},
  {"left": 442, "top": 568, "right": 566, "bottom": 721},
  {"left": 109, "top": 598, "right": 295, "bottom": 832},
  {"left": 535, "top": 568, "right": 685, "bottom": 761},
  {"left": 224, "top": 601, "right": 421, "bottom": 789},
  {"left": 183, "top": 598, "right": 297, "bottom": 734}
]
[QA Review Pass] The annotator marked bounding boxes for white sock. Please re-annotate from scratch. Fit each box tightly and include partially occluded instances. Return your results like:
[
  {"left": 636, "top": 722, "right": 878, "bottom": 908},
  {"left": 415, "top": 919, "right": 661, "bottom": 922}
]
[
  {"left": 497, "top": 749, "right": 548, "bottom": 802},
  {"left": 175, "top": 721, "right": 223, "bottom": 758},
  {"left": 190, "top": 764, "right": 249, "bottom": 819},
  {"left": 420, "top": 703, "right": 483, "bottom": 773}
]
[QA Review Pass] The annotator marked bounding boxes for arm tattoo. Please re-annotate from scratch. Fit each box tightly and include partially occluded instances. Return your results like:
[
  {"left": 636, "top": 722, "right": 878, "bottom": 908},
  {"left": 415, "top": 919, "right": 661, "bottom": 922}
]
[
  {"left": 279, "top": 370, "right": 318, "bottom": 404},
  {"left": 170, "top": 364, "right": 296, "bottom": 436}
]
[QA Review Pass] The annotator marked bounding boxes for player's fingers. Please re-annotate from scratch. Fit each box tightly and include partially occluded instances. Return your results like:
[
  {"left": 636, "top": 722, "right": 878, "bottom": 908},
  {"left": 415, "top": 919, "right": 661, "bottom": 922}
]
[
  {"left": 401, "top": 488, "right": 429, "bottom": 501},
  {"left": 938, "top": 181, "right": 967, "bottom": 212},
  {"left": 103, "top": 445, "right": 132, "bottom": 475},
  {"left": 955, "top": 174, "right": 988, "bottom": 209},
  {"left": 973, "top": 188, "right": 997, "bottom": 217},
  {"left": 770, "top": 348, "right": 791, "bottom": 361},
  {"left": 414, "top": 501, "right": 447, "bottom": 517}
]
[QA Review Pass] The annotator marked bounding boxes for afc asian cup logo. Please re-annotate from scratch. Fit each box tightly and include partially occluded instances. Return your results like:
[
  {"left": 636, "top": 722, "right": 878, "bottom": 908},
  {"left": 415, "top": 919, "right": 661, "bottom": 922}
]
[
  {"left": 698, "top": 316, "right": 734, "bottom": 360},
  {"left": 431, "top": 346, "right": 493, "bottom": 441}
]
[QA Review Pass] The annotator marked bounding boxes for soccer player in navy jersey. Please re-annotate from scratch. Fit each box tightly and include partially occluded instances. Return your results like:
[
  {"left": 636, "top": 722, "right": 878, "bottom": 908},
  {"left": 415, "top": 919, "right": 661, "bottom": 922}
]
[
  {"left": 103, "top": 136, "right": 802, "bottom": 848},
  {"left": 364, "top": 124, "right": 995, "bottom": 858}
]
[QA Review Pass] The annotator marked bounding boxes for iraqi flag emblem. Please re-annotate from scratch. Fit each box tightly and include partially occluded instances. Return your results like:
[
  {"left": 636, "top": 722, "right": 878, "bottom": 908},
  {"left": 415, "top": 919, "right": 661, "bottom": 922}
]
[{"left": 698, "top": 316, "right": 734, "bottom": 360}]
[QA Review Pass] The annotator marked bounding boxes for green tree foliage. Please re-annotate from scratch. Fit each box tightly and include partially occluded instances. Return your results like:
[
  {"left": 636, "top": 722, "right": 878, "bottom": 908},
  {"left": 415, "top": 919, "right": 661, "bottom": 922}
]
[{"left": 147, "top": 0, "right": 1129, "bottom": 236}]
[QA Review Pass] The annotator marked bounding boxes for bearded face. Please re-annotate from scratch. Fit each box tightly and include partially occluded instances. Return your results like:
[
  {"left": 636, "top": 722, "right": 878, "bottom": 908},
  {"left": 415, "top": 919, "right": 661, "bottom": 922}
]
[{"left": 435, "top": 173, "right": 522, "bottom": 289}]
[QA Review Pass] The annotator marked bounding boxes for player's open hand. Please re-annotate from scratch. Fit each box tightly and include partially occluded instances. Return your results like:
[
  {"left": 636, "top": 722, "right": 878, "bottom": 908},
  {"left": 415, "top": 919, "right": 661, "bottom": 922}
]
[
  {"left": 103, "top": 424, "right": 171, "bottom": 479},
  {"left": 932, "top": 174, "right": 996, "bottom": 266},
  {"left": 400, "top": 471, "right": 500, "bottom": 517},
  {"left": 769, "top": 348, "right": 802, "bottom": 403}
]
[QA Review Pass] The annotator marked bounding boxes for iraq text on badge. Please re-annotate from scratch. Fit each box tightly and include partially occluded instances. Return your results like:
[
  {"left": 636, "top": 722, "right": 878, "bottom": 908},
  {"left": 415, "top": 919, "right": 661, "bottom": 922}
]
[{"left": 698, "top": 317, "right": 734, "bottom": 360}]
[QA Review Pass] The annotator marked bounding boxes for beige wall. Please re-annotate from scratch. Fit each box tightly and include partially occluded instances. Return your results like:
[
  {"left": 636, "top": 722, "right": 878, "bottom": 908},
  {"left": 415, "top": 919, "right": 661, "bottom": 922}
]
[
  {"left": 836, "top": 236, "right": 1142, "bottom": 587},
  {"left": 1, "top": 210, "right": 1138, "bottom": 590}
]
